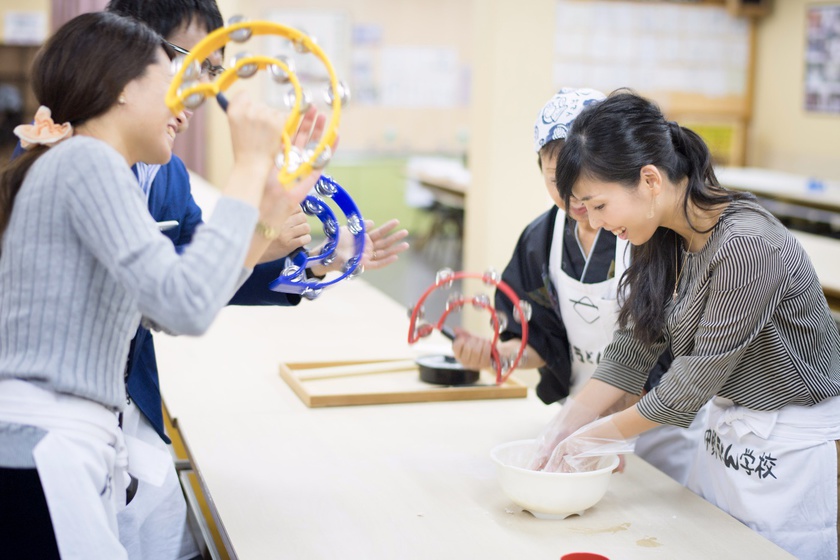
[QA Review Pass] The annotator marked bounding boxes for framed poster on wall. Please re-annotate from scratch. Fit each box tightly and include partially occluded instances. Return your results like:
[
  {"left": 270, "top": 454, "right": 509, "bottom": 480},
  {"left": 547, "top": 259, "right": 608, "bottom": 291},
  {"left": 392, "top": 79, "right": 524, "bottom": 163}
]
[{"left": 805, "top": 4, "right": 840, "bottom": 113}]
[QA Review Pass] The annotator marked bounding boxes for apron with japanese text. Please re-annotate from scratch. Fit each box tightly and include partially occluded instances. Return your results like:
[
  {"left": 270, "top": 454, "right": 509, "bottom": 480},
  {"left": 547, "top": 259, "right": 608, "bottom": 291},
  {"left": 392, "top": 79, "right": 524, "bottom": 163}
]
[{"left": 687, "top": 395, "right": 840, "bottom": 560}]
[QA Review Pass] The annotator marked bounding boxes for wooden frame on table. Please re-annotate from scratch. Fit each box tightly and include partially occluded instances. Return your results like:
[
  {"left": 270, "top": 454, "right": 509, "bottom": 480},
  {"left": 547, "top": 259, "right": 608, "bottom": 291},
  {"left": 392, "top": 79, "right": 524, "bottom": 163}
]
[{"left": 279, "top": 359, "right": 527, "bottom": 408}]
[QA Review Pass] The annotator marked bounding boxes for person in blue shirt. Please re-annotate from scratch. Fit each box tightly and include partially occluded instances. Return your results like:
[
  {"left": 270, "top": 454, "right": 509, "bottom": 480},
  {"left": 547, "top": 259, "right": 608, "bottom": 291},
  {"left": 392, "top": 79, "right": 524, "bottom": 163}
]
[{"left": 92, "top": 2, "right": 409, "bottom": 558}]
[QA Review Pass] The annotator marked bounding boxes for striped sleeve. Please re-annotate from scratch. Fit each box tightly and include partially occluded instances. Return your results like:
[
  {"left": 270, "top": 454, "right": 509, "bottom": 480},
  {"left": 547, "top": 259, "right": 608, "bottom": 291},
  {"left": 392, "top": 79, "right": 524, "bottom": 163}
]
[
  {"left": 592, "top": 328, "right": 666, "bottom": 396},
  {"left": 638, "top": 235, "right": 788, "bottom": 427}
]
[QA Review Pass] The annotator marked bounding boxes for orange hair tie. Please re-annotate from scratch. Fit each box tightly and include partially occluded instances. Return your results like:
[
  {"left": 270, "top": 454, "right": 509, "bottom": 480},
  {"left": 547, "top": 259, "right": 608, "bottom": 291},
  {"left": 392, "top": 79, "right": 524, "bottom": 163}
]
[{"left": 14, "top": 106, "right": 73, "bottom": 150}]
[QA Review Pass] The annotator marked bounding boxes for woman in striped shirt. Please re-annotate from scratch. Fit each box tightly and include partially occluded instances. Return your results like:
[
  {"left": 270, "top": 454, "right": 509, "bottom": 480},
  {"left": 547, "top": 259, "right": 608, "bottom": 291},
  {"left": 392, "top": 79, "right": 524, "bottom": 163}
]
[{"left": 532, "top": 90, "right": 840, "bottom": 560}]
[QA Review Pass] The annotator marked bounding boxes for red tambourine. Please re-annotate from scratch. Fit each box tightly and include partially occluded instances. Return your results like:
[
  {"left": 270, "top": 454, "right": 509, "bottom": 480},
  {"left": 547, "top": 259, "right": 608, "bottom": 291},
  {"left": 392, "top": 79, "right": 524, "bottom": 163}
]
[{"left": 407, "top": 268, "right": 531, "bottom": 385}]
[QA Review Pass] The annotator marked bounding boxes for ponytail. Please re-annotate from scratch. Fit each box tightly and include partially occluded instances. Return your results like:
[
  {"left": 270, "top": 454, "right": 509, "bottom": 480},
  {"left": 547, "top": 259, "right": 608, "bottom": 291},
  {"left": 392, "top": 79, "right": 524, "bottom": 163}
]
[
  {"left": 555, "top": 90, "right": 753, "bottom": 345},
  {"left": 666, "top": 121, "right": 743, "bottom": 234},
  {"left": 0, "top": 146, "right": 48, "bottom": 245}
]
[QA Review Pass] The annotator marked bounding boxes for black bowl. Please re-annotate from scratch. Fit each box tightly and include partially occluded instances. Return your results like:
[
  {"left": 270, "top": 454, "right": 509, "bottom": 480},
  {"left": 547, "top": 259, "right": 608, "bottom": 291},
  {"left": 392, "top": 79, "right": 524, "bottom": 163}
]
[{"left": 416, "top": 355, "right": 480, "bottom": 385}]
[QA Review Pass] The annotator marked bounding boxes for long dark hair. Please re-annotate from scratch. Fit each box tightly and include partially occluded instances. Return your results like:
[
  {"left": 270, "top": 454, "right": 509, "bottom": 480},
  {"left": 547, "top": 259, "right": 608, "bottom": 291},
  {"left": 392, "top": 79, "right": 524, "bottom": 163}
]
[
  {"left": 554, "top": 90, "right": 752, "bottom": 345},
  {"left": 0, "top": 12, "right": 162, "bottom": 240}
]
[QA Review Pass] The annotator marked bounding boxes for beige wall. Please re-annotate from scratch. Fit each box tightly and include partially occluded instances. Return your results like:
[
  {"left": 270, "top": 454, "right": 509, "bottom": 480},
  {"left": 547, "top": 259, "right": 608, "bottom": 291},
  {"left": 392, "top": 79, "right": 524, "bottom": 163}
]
[
  {"left": 750, "top": 0, "right": 840, "bottom": 181},
  {"left": 465, "top": 0, "right": 555, "bottom": 276},
  {"left": 208, "top": 0, "right": 553, "bottom": 269},
  {"left": 206, "top": 0, "right": 473, "bottom": 187},
  {"left": 0, "top": 0, "right": 50, "bottom": 43}
]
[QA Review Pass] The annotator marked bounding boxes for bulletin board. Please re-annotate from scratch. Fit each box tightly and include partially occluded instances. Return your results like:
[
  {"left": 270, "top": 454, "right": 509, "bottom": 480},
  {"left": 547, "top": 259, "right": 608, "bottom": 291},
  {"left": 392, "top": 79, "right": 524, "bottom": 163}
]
[
  {"left": 248, "top": 1, "right": 471, "bottom": 156},
  {"left": 805, "top": 4, "right": 840, "bottom": 114},
  {"left": 263, "top": 10, "right": 351, "bottom": 104},
  {"left": 553, "top": 0, "right": 755, "bottom": 165}
]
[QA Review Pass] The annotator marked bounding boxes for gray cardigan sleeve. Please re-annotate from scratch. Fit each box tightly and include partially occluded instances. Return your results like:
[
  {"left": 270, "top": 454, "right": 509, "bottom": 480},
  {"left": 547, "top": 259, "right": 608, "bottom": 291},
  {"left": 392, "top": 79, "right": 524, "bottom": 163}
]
[{"left": 62, "top": 138, "right": 258, "bottom": 335}]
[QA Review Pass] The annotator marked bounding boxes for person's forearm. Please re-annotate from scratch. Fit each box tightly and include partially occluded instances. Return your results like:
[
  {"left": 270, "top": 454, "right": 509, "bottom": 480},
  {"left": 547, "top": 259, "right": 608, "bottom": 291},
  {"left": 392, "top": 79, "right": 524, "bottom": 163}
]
[
  {"left": 499, "top": 340, "right": 545, "bottom": 370},
  {"left": 222, "top": 163, "right": 280, "bottom": 269},
  {"left": 243, "top": 233, "right": 272, "bottom": 269},
  {"left": 221, "top": 159, "right": 269, "bottom": 208},
  {"left": 611, "top": 404, "right": 660, "bottom": 439},
  {"left": 572, "top": 378, "right": 634, "bottom": 418},
  {"left": 563, "top": 403, "right": 659, "bottom": 446}
]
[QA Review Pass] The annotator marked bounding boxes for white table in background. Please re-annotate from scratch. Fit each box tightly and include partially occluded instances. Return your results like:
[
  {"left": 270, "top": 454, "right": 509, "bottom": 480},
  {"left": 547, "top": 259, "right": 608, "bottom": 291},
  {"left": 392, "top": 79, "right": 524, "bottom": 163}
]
[{"left": 717, "top": 166, "right": 840, "bottom": 211}]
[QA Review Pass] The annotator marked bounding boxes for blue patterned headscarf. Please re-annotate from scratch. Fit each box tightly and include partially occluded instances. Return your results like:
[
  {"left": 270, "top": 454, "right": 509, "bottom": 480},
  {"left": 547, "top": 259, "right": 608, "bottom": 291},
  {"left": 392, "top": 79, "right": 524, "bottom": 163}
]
[{"left": 533, "top": 87, "right": 606, "bottom": 153}]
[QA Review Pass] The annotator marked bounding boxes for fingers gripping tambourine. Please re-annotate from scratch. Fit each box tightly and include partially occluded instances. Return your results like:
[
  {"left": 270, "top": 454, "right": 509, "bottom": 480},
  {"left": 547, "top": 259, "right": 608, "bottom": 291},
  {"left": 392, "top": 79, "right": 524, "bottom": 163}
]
[
  {"left": 407, "top": 269, "right": 532, "bottom": 384},
  {"left": 165, "top": 16, "right": 363, "bottom": 298},
  {"left": 165, "top": 16, "right": 347, "bottom": 183}
]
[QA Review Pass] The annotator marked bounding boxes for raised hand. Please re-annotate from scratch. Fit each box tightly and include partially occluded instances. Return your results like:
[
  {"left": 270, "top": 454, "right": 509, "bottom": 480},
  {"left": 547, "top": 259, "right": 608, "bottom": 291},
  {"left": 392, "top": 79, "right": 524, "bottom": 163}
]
[{"left": 362, "top": 219, "right": 409, "bottom": 271}]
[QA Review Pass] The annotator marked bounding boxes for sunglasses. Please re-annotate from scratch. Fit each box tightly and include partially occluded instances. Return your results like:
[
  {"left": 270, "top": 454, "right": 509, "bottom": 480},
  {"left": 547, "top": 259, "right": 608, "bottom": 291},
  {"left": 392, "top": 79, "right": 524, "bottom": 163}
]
[{"left": 164, "top": 40, "right": 225, "bottom": 80}]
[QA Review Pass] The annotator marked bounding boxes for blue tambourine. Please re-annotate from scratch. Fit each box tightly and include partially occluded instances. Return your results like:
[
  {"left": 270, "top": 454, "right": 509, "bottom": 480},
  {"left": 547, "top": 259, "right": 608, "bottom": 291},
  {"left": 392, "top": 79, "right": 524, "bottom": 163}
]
[
  {"left": 268, "top": 175, "right": 366, "bottom": 300},
  {"left": 214, "top": 94, "right": 365, "bottom": 300}
]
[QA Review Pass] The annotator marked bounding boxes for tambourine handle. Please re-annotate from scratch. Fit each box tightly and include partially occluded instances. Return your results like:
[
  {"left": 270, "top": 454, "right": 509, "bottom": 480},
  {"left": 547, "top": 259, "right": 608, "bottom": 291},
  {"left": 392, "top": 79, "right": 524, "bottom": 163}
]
[{"left": 215, "top": 93, "right": 229, "bottom": 111}]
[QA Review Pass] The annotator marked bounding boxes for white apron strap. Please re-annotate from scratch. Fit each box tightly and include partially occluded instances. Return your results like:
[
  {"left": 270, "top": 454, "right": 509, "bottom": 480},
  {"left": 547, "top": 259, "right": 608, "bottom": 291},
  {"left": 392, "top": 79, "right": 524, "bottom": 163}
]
[
  {"left": 33, "top": 432, "right": 127, "bottom": 559},
  {"left": 613, "top": 237, "right": 629, "bottom": 282},
  {"left": 550, "top": 213, "right": 627, "bottom": 395},
  {"left": 123, "top": 435, "right": 171, "bottom": 488}
]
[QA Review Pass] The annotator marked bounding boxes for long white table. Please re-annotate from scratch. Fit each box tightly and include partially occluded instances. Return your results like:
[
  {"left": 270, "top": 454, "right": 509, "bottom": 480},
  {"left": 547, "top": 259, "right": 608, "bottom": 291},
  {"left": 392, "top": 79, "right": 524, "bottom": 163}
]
[
  {"left": 155, "top": 277, "right": 795, "bottom": 560},
  {"left": 717, "top": 166, "right": 840, "bottom": 212}
]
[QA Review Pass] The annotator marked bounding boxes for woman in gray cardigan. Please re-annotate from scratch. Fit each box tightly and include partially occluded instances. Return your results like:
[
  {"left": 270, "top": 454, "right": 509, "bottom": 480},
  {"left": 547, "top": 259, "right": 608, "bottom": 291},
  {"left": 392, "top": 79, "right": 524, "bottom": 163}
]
[{"left": 0, "top": 12, "right": 318, "bottom": 559}]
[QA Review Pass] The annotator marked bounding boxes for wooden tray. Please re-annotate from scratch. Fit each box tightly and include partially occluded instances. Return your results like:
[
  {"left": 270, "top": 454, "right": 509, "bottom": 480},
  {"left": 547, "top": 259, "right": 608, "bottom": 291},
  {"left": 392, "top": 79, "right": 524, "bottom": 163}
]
[{"left": 279, "top": 359, "right": 527, "bottom": 408}]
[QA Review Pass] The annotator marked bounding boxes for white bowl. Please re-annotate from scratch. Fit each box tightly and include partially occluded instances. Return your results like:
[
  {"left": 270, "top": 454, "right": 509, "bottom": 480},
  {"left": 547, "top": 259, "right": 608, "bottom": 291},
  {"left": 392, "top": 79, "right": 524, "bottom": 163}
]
[{"left": 490, "top": 439, "right": 619, "bottom": 520}]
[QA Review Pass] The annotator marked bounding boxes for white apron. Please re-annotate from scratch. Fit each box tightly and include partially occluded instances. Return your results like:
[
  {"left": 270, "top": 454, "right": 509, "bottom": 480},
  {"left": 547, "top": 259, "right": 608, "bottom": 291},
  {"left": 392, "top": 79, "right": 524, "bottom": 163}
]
[
  {"left": 118, "top": 400, "right": 201, "bottom": 560},
  {"left": 687, "top": 395, "right": 840, "bottom": 560},
  {"left": 550, "top": 213, "right": 628, "bottom": 395},
  {"left": 0, "top": 379, "right": 128, "bottom": 560}
]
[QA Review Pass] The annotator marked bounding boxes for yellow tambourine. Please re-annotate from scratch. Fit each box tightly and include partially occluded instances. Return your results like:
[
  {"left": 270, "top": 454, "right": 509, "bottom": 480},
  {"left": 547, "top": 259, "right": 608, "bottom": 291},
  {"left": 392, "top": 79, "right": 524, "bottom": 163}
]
[{"left": 165, "top": 16, "right": 349, "bottom": 185}]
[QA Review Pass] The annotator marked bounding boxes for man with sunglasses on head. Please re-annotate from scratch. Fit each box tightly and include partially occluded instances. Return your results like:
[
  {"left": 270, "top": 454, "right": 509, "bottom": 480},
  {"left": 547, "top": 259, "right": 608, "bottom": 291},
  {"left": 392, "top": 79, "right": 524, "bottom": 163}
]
[{"left": 100, "top": 2, "right": 408, "bottom": 559}]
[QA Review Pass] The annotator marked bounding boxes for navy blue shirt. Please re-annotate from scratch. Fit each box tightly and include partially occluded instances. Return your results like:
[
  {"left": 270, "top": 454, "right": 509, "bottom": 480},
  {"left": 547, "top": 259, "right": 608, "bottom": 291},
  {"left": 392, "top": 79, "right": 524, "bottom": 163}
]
[{"left": 126, "top": 155, "right": 300, "bottom": 442}]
